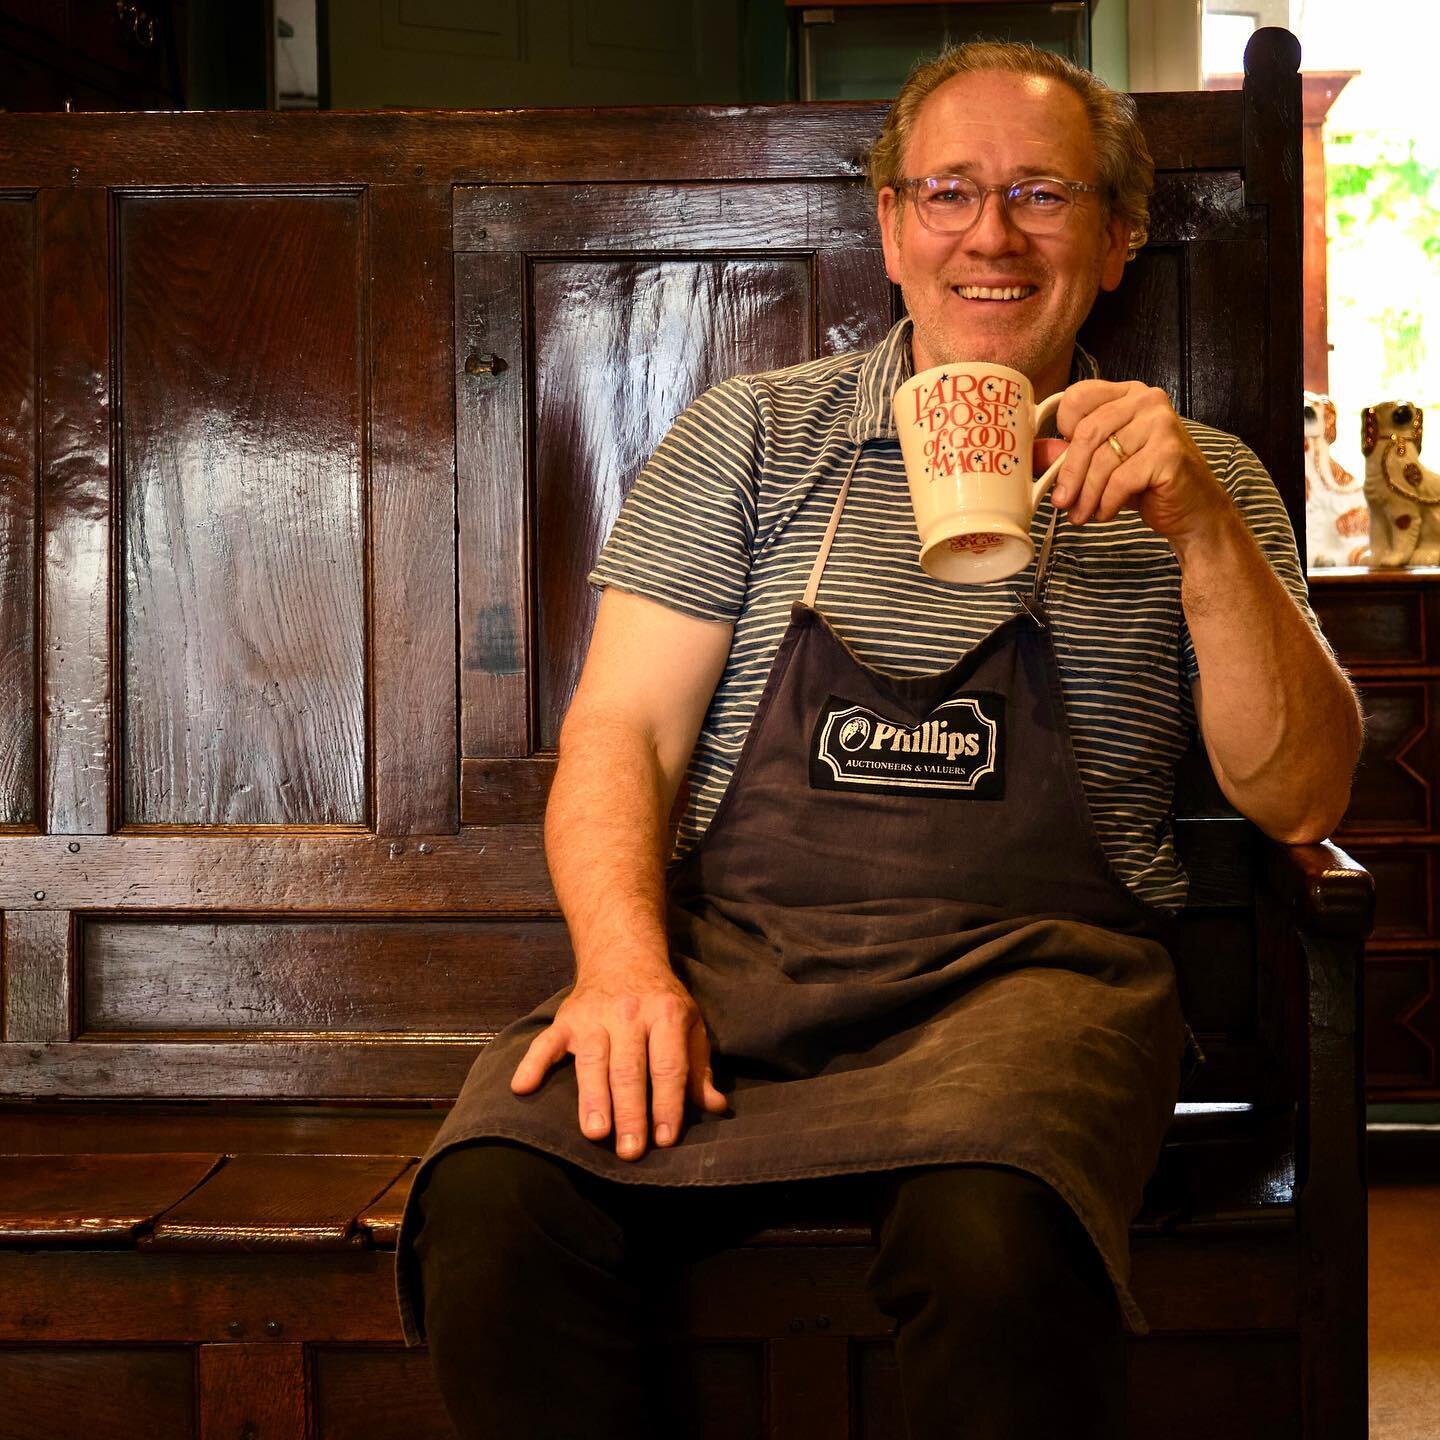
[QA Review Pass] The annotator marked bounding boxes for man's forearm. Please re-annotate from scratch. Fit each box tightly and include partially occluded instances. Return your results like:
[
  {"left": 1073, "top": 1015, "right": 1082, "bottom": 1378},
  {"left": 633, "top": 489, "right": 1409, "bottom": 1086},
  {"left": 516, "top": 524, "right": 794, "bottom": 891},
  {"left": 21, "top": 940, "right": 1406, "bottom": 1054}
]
[
  {"left": 544, "top": 710, "right": 677, "bottom": 981},
  {"left": 1173, "top": 502, "right": 1363, "bottom": 842}
]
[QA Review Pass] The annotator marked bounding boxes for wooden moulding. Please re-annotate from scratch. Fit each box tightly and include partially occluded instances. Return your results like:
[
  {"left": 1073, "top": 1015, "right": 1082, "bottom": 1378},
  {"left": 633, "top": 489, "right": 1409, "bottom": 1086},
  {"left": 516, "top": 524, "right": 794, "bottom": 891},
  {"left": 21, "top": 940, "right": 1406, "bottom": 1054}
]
[{"left": 0, "top": 96, "right": 1242, "bottom": 190}]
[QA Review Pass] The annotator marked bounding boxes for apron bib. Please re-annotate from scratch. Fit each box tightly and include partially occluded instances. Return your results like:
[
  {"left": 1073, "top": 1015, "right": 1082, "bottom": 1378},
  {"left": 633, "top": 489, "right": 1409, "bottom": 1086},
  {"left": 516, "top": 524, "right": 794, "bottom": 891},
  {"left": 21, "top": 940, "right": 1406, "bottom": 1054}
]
[{"left": 396, "top": 449, "right": 1191, "bottom": 1341}]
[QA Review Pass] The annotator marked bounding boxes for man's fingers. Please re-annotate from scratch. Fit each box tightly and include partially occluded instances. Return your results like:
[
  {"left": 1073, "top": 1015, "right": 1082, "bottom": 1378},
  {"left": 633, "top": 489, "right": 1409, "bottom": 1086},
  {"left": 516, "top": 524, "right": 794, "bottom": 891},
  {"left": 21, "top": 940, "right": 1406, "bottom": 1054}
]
[
  {"left": 608, "top": 1027, "right": 651, "bottom": 1161},
  {"left": 572, "top": 1028, "right": 613, "bottom": 1141},
  {"left": 687, "top": 1024, "right": 729, "bottom": 1114},
  {"left": 647, "top": 1007, "right": 691, "bottom": 1148},
  {"left": 510, "top": 1023, "right": 571, "bottom": 1095}
]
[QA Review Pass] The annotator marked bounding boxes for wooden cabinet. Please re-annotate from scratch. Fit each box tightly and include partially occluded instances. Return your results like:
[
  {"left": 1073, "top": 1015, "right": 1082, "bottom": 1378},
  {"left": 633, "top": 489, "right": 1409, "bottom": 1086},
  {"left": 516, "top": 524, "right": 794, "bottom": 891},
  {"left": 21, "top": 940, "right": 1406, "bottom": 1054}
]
[{"left": 1311, "top": 567, "right": 1440, "bottom": 1097}]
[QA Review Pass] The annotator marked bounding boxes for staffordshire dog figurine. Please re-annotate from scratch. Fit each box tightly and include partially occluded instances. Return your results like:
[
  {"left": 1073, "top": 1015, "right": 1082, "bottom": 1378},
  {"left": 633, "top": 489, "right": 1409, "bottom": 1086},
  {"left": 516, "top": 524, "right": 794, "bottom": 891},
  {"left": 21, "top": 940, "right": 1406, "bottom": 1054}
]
[
  {"left": 1304, "top": 391, "right": 1368, "bottom": 567},
  {"left": 1362, "top": 401, "right": 1440, "bottom": 567}
]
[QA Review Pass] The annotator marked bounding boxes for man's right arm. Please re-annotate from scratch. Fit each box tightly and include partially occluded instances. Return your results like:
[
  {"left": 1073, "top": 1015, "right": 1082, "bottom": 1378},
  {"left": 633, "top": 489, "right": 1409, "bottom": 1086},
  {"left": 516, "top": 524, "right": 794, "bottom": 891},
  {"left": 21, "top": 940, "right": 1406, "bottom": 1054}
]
[{"left": 510, "top": 586, "right": 735, "bottom": 1161}]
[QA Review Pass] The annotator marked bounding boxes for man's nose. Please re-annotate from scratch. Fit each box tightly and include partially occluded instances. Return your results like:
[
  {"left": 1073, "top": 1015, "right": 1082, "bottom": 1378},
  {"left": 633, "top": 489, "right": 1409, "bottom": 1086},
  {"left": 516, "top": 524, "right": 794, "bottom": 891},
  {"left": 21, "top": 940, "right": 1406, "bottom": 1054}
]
[{"left": 961, "top": 190, "right": 1026, "bottom": 253}]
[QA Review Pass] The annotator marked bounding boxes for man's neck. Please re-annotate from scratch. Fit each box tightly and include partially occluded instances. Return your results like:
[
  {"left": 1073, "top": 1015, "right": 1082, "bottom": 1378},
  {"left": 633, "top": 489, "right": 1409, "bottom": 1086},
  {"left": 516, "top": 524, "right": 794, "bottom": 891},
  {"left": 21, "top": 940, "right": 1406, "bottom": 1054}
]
[{"left": 908, "top": 337, "right": 1076, "bottom": 400}]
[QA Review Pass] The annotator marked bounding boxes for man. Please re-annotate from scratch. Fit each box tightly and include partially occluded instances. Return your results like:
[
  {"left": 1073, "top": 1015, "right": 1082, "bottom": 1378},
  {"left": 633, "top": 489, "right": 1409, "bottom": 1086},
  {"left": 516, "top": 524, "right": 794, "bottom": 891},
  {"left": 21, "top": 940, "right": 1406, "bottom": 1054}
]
[{"left": 397, "top": 42, "right": 1362, "bottom": 1439}]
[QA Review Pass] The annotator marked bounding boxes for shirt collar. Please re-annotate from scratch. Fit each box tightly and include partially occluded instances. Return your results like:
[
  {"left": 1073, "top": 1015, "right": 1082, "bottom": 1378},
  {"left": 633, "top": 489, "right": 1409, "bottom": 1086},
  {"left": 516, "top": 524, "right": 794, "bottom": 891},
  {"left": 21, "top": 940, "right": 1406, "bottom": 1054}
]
[{"left": 847, "top": 316, "right": 1102, "bottom": 443}]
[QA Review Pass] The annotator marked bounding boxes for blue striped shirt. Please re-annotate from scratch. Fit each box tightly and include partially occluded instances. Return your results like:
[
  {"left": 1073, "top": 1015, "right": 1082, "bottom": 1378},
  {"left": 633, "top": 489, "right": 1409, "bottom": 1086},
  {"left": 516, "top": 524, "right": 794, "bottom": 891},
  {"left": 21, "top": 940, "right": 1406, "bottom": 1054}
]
[{"left": 591, "top": 318, "right": 1319, "bottom": 909}]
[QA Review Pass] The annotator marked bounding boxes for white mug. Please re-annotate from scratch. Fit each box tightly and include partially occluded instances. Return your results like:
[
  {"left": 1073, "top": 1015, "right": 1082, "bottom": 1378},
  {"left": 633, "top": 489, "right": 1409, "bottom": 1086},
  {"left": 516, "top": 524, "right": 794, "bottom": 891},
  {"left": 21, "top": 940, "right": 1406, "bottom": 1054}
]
[{"left": 893, "top": 361, "right": 1068, "bottom": 582}]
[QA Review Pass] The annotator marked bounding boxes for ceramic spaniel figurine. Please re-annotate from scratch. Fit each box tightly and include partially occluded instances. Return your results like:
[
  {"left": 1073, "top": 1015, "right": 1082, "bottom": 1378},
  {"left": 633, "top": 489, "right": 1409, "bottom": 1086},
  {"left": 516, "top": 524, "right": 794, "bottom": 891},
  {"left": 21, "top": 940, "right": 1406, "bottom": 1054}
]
[
  {"left": 1303, "top": 391, "right": 1368, "bottom": 567},
  {"left": 1361, "top": 401, "right": 1440, "bottom": 567}
]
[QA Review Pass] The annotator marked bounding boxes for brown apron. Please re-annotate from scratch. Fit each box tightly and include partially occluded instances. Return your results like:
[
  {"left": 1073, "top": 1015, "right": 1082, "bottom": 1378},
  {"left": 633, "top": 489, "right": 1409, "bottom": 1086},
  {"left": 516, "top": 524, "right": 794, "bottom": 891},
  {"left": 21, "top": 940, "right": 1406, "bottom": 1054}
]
[{"left": 395, "top": 453, "right": 1190, "bottom": 1344}]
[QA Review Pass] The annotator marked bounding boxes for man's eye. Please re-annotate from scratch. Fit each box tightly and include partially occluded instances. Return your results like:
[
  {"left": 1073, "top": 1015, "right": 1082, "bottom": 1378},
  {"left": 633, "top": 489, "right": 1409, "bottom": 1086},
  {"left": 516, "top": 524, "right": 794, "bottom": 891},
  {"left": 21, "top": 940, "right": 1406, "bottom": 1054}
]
[
  {"left": 927, "top": 187, "right": 973, "bottom": 205},
  {"left": 1016, "top": 184, "right": 1069, "bottom": 208}
]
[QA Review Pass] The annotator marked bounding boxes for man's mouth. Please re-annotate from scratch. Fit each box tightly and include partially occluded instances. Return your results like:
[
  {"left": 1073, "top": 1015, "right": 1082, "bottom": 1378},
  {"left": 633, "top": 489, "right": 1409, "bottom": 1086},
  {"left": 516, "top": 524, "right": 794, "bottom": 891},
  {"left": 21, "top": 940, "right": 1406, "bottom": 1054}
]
[{"left": 953, "top": 285, "right": 1037, "bottom": 302}]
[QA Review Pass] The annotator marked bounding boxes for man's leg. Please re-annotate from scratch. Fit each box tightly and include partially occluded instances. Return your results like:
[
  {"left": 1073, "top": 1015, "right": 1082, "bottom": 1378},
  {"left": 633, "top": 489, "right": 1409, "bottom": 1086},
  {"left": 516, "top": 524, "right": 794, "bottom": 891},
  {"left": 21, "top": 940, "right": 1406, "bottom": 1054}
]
[
  {"left": 865, "top": 1163, "right": 1127, "bottom": 1439},
  {"left": 413, "top": 1139, "right": 667, "bottom": 1440}
]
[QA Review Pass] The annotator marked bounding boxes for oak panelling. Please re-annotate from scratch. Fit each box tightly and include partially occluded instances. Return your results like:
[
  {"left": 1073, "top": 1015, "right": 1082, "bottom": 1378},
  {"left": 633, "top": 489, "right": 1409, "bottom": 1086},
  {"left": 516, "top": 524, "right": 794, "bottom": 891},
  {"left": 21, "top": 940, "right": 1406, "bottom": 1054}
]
[
  {"left": 39, "top": 185, "right": 111, "bottom": 835},
  {"left": 1346, "top": 681, "right": 1435, "bottom": 833},
  {"left": 455, "top": 252, "right": 527, "bottom": 757},
  {"left": 0, "top": 830, "right": 552, "bottom": 911},
  {"left": 1, "top": 908, "right": 71, "bottom": 1042},
  {"left": 1081, "top": 245, "right": 1183, "bottom": 413},
  {"left": 1311, "top": 578, "right": 1430, "bottom": 669},
  {"left": 1364, "top": 951, "right": 1437, "bottom": 1091},
  {"left": 531, "top": 256, "right": 812, "bottom": 748},
  {"left": 0, "top": 1103, "right": 446, "bottom": 1156},
  {"left": 313, "top": 1348, "right": 457, "bottom": 1440},
  {"left": 0, "top": 1152, "right": 221, "bottom": 1242},
  {"left": 368, "top": 184, "right": 458, "bottom": 837},
  {"left": 0, "top": 196, "right": 37, "bottom": 829},
  {"left": 118, "top": 191, "right": 366, "bottom": 828},
  {"left": 80, "top": 917, "right": 571, "bottom": 1033},
  {"left": 854, "top": 1342, "right": 905, "bottom": 1440},
  {"left": 459, "top": 755, "right": 556, "bottom": 826},
  {"left": 0, "top": 1249, "right": 407, "bottom": 1343},
  {"left": 0, "top": 1348, "right": 195, "bottom": 1440},
  {"left": 451, "top": 180, "right": 877, "bottom": 252},
  {"left": 145, "top": 1154, "right": 411, "bottom": 1251},
  {"left": 815, "top": 243, "right": 894, "bottom": 356},
  {"left": 0, "top": 94, "right": 1244, "bottom": 189},
  {"left": 1126, "top": 1338, "right": 1301, "bottom": 1440},
  {"left": 199, "top": 1344, "right": 306, "bottom": 1440},
  {"left": 0, "top": 1039, "right": 483, "bottom": 1100},
  {"left": 1345, "top": 844, "right": 1432, "bottom": 939}
]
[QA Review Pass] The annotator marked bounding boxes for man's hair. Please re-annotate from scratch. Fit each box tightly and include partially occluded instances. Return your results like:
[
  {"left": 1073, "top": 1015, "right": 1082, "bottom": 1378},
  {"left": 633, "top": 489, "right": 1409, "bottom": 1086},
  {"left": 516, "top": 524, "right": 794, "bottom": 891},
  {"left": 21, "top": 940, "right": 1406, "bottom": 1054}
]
[{"left": 868, "top": 41, "right": 1154, "bottom": 259}]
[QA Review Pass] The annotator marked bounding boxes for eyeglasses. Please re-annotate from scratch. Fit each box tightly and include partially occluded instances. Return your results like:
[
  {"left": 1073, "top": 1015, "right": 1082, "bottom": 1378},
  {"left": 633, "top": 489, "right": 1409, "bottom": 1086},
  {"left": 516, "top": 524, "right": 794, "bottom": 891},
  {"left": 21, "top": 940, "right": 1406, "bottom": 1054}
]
[{"left": 896, "top": 175, "right": 1104, "bottom": 236}]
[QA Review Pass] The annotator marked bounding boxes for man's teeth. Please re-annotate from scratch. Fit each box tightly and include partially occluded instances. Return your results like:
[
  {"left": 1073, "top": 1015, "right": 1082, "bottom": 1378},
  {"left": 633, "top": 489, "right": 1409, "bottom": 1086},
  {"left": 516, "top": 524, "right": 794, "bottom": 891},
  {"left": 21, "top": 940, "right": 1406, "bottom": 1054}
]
[{"left": 956, "top": 285, "right": 1035, "bottom": 300}]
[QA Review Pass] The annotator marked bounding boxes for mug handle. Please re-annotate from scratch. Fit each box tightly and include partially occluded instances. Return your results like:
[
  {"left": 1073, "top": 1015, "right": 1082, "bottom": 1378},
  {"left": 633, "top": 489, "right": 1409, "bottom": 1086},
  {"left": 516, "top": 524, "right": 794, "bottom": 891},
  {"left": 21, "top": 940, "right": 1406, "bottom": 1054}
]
[{"left": 1031, "top": 391, "right": 1068, "bottom": 509}]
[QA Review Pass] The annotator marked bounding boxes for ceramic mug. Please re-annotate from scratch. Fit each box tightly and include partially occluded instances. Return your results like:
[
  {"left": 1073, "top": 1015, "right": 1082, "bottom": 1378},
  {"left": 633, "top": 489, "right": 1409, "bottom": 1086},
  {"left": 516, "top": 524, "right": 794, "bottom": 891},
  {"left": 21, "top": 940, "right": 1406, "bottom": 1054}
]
[{"left": 893, "top": 361, "right": 1068, "bottom": 582}]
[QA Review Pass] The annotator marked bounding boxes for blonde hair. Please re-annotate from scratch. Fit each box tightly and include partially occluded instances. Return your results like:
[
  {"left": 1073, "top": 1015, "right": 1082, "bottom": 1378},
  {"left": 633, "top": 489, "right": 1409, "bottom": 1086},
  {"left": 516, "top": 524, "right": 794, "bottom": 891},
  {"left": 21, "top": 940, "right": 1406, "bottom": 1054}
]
[{"left": 869, "top": 42, "right": 1153, "bottom": 259}]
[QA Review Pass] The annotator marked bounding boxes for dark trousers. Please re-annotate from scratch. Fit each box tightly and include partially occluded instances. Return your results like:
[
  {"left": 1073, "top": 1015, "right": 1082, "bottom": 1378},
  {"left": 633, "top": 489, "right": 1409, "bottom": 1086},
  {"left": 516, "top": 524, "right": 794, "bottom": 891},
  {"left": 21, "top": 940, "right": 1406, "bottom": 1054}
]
[{"left": 413, "top": 1140, "right": 1125, "bottom": 1439}]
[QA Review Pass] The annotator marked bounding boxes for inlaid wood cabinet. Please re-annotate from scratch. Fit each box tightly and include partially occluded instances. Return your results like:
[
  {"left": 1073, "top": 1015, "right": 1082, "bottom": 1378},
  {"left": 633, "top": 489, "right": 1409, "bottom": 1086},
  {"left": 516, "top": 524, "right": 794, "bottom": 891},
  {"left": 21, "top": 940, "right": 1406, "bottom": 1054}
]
[{"left": 1311, "top": 567, "right": 1440, "bottom": 1097}]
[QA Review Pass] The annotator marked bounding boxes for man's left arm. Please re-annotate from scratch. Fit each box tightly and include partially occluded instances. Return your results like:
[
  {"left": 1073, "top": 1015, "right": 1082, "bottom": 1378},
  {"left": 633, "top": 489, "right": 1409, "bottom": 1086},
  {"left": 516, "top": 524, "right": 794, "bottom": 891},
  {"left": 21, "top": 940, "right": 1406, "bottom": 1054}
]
[{"left": 1052, "top": 381, "right": 1364, "bottom": 845}]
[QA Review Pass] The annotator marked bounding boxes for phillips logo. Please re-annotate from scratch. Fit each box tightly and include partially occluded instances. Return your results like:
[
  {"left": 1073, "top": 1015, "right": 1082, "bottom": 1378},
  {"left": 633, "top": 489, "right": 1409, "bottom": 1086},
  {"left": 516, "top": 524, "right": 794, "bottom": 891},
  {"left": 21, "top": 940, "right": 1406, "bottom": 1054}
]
[{"left": 811, "top": 693, "right": 1005, "bottom": 800}]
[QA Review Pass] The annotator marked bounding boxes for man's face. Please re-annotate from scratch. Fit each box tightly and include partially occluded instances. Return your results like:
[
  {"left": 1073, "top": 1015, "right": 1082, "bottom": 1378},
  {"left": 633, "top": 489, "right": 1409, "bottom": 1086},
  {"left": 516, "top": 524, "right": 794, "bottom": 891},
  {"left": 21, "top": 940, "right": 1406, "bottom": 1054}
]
[{"left": 877, "top": 69, "right": 1131, "bottom": 396}]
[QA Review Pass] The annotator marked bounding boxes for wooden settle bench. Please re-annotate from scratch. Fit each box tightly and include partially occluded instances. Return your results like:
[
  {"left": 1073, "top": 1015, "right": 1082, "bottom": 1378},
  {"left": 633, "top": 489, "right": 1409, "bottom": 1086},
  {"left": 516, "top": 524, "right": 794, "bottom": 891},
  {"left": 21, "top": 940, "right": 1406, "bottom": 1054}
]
[{"left": 0, "top": 28, "right": 1373, "bottom": 1439}]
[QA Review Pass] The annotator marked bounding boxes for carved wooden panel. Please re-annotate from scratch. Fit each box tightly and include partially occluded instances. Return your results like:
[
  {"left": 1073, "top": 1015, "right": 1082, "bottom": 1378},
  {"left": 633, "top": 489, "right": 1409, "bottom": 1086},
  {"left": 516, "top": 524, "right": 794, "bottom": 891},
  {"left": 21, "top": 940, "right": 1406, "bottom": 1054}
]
[
  {"left": 81, "top": 918, "right": 571, "bottom": 1035},
  {"left": 454, "top": 179, "right": 888, "bottom": 761},
  {"left": 1344, "top": 844, "right": 1432, "bottom": 939},
  {"left": 1364, "top": 950, "right": 1438, "bottom": 1091},
  {"left": 1311, "top": 580, "right": 1429, "bottom": 667},
  {"left": 117, "top": 192, "right": 367, "bottom": 828},
  {"left": 0, "top": 195, "right": 37, "bottom": 828},
  {"left": 1346, "top": 681, "right": 1435, "bottom": 833},
  {"left": 312, "top": 1347, "right": 457, "bottom": 1439}
]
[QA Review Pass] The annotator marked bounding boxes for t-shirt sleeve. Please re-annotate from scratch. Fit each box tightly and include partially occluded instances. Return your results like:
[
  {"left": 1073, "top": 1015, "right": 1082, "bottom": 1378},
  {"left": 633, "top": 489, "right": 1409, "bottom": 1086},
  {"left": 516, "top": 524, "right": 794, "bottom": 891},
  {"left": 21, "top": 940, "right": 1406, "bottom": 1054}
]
[
  {"left": 588, "top": 375, "right": 761, "bottom": 622},
  {"left": 1179, "top": 431, "right": 1328, "bottom": 682}
]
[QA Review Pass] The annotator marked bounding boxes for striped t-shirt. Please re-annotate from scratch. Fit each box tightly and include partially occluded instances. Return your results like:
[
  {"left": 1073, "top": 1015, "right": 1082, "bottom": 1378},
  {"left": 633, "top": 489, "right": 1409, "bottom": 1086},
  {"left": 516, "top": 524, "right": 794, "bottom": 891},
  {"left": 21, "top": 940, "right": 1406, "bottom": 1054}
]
[{"left": 590, "top": 318, "right": 1319, "bottom": 910}]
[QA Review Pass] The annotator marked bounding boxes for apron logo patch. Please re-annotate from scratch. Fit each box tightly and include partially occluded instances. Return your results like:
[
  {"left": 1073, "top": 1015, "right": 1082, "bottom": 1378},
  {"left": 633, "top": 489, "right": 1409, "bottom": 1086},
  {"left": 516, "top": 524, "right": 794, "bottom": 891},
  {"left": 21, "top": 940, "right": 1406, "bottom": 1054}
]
[{"left": 810, "top": 693, "right": 1006, "bottom": 799}]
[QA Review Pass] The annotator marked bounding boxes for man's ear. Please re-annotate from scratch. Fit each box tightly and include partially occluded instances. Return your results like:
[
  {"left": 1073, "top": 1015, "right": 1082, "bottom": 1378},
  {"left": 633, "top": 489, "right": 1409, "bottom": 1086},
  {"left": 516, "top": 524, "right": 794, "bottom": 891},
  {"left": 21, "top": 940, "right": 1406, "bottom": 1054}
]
[
  {"left": 1099, "top": 211, "right": 1130, "bottom": 293},
  {"left": 877, "top": 187, "right": 903, "bottom": 284}
]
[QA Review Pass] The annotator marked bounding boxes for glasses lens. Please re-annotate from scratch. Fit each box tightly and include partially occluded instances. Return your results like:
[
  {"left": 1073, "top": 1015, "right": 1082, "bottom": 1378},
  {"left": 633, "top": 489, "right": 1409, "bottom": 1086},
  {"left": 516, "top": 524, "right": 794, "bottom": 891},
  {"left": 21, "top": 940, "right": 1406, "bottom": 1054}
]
[
  {"left": 1006, "top": 179, "right": 1074, "bottom": 233},
  {"left": 914, "top": 176, "right": 981, "bottom": 232}
]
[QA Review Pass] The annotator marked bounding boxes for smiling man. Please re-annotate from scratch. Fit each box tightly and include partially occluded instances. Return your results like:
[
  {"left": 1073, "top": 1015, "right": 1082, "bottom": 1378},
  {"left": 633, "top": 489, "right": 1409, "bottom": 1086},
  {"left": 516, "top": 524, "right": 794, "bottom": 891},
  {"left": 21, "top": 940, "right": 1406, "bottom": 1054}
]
[{"left": 398, "top": 42, "right": 1363, "bottom": 1440}]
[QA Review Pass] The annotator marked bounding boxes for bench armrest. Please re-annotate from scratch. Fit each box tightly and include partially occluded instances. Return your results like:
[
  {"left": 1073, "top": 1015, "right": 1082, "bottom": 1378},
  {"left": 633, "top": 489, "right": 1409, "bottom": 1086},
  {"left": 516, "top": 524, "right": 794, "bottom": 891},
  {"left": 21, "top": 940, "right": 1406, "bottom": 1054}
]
[{"left": 1261, "top": 838, "right": 1374, "bottom": 941}]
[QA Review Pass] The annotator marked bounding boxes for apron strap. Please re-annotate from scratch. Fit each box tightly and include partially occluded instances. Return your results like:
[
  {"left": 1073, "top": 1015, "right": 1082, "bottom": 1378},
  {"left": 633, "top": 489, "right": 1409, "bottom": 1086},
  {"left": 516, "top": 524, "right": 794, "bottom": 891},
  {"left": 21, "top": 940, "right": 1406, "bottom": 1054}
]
[
  {"left": 1030, "top": 504, "right": 1063, "bottom": 606},
  {"left": 803, "top": 444, "right": 865, "bottom": 608}
]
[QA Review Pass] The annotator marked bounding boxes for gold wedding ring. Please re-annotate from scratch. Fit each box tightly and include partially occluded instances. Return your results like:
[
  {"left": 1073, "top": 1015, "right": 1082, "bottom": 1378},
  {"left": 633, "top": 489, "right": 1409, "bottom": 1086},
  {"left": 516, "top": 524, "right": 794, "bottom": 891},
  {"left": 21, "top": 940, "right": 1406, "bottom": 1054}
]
[{"left": 1106, "top": 432, "right": 1128, "bottom": 462}]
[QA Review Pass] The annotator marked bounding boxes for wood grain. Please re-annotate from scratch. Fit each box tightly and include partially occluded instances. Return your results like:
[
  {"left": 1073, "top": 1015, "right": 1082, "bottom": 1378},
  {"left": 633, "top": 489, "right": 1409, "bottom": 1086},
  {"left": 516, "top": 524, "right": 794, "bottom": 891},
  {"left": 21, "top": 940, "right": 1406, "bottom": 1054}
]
[
  {"left": 312, "top": 1348, "right": 457, "bottom": 1440},
  {"left": 39, "top": 185, "right": 111, "bottom": 835},
  {"left": 0, "top": 1347, "right": 195, "bottom": 1440},
  {"left": 146, "top": 1154, "right": 411, "bottom": 1251},
  {"left": 368, "top": 184, "right": 458, "bottom": 837},
  {"left": 80, "top": 916, "right": 571, "bottom": 1033},
  {"left": 0, "top": 196, "right": 37, "bottom": 828},
  {"left": 0, "top": 1152, "right": 221, "bottom": 1242},
  {"left": 118, "top": 192, "right": 367, "bottom": 826},
  {"left": 199, "top": 1343, "right": 306, "bottom": 1440},
  {"left": 1, "top": 908, "right": 71, "bottom": 1042}
]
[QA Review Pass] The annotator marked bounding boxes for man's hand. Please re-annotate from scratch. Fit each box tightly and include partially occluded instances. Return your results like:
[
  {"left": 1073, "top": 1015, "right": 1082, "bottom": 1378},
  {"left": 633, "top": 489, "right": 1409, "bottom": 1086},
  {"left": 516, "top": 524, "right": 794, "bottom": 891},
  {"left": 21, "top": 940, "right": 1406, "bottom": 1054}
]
[
  {"left": 510, "top": 964, "right": 728, "bottom": 1161},
  {"left": 1050, "top": 380, "right": 1230, "bottom": 546}
]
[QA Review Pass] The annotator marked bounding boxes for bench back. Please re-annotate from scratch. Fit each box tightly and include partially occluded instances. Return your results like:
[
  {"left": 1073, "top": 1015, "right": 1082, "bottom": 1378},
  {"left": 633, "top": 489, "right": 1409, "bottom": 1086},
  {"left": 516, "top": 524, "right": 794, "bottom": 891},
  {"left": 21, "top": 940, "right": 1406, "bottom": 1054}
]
[{"left": 0, "top": 33, "right": 1303, "bottom": 1110}]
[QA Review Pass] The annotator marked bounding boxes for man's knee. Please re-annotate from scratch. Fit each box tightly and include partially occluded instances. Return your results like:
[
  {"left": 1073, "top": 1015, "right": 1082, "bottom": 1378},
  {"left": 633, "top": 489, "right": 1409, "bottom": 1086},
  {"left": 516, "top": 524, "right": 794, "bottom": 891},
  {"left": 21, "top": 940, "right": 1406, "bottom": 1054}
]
[
  {"left": 415, "top": 1140, "right": 627, "bottom": 1295},
  {"left": 868, "top": 1164, "right": 1114, "bottom": 1328}
]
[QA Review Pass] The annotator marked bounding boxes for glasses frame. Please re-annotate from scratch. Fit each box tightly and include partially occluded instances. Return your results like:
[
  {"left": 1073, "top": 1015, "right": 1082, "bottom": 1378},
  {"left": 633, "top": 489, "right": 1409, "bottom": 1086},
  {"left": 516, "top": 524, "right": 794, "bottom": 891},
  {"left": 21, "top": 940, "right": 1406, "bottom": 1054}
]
[{"left": 895, "top": 175, "right": 1105, "bottom": 236}]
